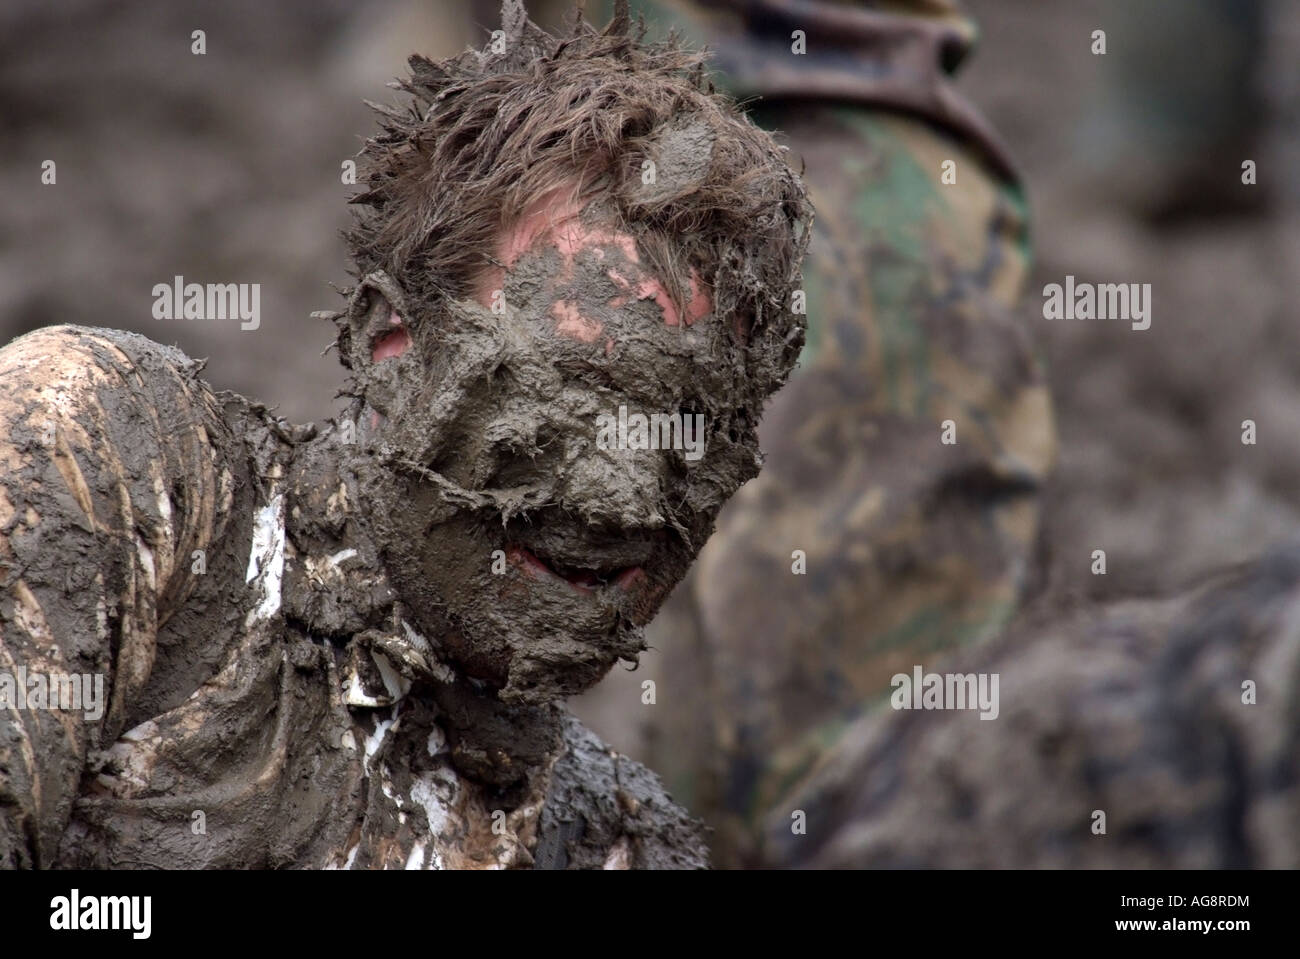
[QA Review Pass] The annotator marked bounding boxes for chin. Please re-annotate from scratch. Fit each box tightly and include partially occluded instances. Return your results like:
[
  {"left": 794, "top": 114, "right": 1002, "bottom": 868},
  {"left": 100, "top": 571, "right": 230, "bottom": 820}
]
[{"left": 411, "top": 566, "right": 648, "bottom": 705}]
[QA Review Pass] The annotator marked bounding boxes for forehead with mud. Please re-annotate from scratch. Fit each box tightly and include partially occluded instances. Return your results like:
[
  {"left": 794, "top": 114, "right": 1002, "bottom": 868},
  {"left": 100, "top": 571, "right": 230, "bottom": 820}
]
[{"left": 345, "top": 27, "right": 813, "bottom": 399}]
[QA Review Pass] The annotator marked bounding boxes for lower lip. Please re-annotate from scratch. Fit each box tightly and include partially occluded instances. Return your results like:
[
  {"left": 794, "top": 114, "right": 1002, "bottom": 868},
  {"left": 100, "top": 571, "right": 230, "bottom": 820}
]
[{"left": 613, "top": 567, "right": 645, "bottom": 589}]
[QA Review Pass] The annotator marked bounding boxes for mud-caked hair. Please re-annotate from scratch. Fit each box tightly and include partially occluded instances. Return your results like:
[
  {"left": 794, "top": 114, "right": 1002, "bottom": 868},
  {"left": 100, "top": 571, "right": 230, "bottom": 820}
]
[{"left": 343, "top": 0, "right": 812, "bottom": 396}]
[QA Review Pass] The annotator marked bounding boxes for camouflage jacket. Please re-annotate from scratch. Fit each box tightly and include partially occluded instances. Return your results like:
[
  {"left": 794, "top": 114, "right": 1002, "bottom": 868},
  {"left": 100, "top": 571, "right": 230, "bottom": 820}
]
[
  {"left": 763, "top": 543, "right": 1300, "bottom": 868},
  {"left": 0, "top": 325, "right": 705, "bottom": 869}
]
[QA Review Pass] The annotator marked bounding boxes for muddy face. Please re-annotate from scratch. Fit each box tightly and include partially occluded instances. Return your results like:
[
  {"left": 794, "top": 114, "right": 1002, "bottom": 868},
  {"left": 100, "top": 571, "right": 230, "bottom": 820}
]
[{"left": 345, "top": 189, "right": 765, "bottom": 704}]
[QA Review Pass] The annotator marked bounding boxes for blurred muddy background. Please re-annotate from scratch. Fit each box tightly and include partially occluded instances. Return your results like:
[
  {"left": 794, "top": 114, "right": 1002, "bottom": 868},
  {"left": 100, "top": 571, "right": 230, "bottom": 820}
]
[{"left": 2, "top": 0, "right": 1297, "bottom": 762}]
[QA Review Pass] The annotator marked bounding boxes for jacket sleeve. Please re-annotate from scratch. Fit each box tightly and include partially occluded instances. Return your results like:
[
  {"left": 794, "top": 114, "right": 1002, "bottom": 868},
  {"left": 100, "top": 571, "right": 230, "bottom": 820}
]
[{"left": 0, "top": 325, "right": 225, "bottom": 867}]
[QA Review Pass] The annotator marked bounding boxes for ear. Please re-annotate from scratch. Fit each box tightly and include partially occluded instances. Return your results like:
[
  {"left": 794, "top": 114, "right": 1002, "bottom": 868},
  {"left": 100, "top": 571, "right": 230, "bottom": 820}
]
[{"left": 337, "top": 271, "right": 415, "bottom": 373}]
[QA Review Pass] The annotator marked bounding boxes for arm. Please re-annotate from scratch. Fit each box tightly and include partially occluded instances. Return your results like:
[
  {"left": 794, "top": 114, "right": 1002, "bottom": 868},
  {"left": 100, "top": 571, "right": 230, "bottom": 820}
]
[{"left": 0, "top": 325, "right": 222, "bottom": 867}]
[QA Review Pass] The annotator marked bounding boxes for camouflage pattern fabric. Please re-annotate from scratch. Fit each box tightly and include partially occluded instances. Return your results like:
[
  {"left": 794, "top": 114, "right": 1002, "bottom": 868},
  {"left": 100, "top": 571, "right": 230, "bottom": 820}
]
[
  {"left": 763, "top": 542, "right": 1300, "bottom": 868},
  {"left": 580, "top": 0, "right": 1056, "bottom": 865}
]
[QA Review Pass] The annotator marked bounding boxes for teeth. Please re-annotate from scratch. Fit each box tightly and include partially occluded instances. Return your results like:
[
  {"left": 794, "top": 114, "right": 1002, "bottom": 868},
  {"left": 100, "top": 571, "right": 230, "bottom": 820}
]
[
  {"left": 550, "top": 558, "right": 610, "bottom": 585},
  {"left": 509, "top": 542, "right": 641, "bottom": 594},
  {"left": 530, "top": 548, "right": 618, "bottom": 586}
]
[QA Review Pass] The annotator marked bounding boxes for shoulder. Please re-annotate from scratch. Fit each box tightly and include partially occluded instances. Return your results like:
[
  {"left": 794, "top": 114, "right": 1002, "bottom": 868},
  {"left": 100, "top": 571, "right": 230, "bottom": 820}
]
[
  {"left": 533, "top": 715, "right": 709, "bottom": 870},
  {"left": 0, "top": 323, "right": 234, "bottom": 525},
  {"left": 0, "top": 324, "right": 214, "bottom": 433},
  {"left": 1, "top": 323, "right": 202, "bottom": 378}
]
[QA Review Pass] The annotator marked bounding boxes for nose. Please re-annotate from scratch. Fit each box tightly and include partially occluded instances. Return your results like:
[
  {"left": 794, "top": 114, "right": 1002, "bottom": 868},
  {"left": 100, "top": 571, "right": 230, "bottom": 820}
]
[{"left": 557, "top": 437, "right": 671, "bottom": 531}]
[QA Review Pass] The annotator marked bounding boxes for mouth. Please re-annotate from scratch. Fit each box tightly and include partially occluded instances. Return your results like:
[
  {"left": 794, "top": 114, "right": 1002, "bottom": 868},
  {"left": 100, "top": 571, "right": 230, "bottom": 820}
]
[{"left": 506, "top": 544, "right": 646, "bottom": 595}]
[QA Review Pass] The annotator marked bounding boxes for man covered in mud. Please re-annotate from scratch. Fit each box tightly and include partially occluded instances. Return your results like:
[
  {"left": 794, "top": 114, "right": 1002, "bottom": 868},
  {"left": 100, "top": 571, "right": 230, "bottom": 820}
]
[{"left": 0, "top": 0, "right": 811, "bottom": 869}]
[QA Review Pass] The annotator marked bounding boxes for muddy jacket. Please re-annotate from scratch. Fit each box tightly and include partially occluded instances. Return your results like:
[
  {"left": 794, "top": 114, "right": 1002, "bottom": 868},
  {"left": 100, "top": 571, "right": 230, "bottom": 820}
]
[
  {"left": 0, "top": 325, "right": 706, "bottom": 869},
  {"left": 762, "top": 543, "right": 1300, "bottom": 868},
  {"left": 584, "top": 0, "right": 1056, "bottom": 865}
]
